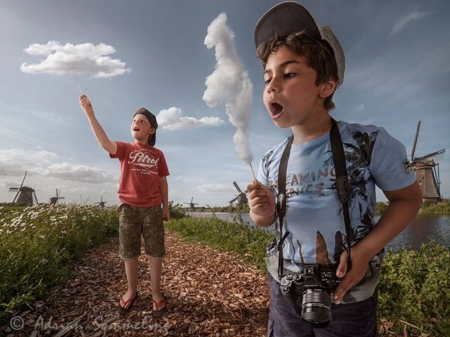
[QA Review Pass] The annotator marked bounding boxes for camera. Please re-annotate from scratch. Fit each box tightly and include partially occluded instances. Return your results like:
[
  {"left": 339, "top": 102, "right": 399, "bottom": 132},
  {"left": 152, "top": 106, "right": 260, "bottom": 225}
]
[{"left": 279, "top": 264, "right": 341, "bottom": 328}]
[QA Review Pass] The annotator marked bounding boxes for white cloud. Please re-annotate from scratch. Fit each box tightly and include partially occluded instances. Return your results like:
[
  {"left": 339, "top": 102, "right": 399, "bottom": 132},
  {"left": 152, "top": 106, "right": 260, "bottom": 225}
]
[
  {"left": 352, "top": 103, "right": 365, "bottom": 112},
  {"left": 203, "top": 13, "right": 254, "bottom": 164},
  {"left": 41, "top": 163, "right": 115, "bottom": 184},
  {"left": 389, "top": 11, "right": 431, "bottom": 37},
  {"left": 157, "top": 107, "right": 224, "bottom": 130},
  {"left": 197, "top": 183, "right": 234, "bottom": 192},
  {"left": 20, "top": 41, "right": 131, "bottom": 78},
  {"left": 0, "top": 149, "right": 58, "bottom": 175}
]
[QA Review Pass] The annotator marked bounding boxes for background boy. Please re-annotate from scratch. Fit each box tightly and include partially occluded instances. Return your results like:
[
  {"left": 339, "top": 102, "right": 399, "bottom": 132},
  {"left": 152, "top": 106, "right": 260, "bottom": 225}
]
[
  {"left": 79, "top": 94, "right": 169, "bottom": 317},
  {"left": 247, "top": 2, "right": 422, "bottom": 336}
]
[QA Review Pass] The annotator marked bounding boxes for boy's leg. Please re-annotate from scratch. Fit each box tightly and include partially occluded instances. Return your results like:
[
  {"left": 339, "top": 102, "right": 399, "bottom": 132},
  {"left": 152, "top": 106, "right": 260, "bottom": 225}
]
[
  {"left": 142, "top": 206, "right": 166, "bottom": 309},
  {"left": 267, "top": 273, "right": 314, "bottom": 337},
  {"left": 313, "top": 292, "right": 378, "bottom": 337},
  {"left": 122, "top": 258, "right": 139, "bottom": 304},
  {"left": 149, "top": 256, "right": 164, "bottom": 305},
  {"left": 118, "top": 204, "right": 141, "bottom": 306}
]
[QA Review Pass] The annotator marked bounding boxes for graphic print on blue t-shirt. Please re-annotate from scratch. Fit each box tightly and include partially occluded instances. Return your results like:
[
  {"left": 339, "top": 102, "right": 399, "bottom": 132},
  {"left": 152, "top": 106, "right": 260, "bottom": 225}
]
[{"left": 259, "top": 122, "right": 416, "bottom": 269}]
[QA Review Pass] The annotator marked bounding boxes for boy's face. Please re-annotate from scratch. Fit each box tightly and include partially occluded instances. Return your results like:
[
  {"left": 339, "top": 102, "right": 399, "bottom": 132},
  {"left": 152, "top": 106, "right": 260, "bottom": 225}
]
[
  {"left": 263, "top": 44, "right": 332, "bottom": 128},
  {"left": 131, "top": 114, "right": 155, "bottom": 143}
]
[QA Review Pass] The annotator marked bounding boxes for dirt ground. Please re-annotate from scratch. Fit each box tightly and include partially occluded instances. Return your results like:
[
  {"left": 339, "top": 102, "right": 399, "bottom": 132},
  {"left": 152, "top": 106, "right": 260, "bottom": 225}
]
[{"left": 2, "top": 231, "right": 269, "bottom": 337}]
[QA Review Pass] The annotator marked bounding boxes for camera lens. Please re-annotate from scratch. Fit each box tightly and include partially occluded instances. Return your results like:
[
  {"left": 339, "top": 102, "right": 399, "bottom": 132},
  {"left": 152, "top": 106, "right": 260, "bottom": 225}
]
[{"left": 301, "top": 288, "right": 332, "bottom": 328}]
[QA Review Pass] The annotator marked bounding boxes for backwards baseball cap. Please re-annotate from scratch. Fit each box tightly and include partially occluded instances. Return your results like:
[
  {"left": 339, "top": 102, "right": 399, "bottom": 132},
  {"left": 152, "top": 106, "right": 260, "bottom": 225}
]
[
  {"left": 134, "top": 108, "right": 158, "bottom": 146},
  {"left": 254, "top": 1, "right": 345, "bottom": 86}
]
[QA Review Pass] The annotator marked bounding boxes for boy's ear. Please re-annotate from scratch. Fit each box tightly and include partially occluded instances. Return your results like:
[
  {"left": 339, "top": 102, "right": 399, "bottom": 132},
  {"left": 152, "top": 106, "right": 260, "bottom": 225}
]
[{"left": 319, "top": 80, "right": 337, "bottom": 98}]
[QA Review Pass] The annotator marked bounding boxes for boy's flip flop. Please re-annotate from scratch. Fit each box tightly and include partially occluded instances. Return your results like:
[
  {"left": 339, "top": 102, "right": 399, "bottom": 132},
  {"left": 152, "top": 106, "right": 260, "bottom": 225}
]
[
  {"left": 152, "top": 296, "right": 166, "bottom": 317},
  {"left": 117, "top": 291, "right": 138, "bottom": 314}
]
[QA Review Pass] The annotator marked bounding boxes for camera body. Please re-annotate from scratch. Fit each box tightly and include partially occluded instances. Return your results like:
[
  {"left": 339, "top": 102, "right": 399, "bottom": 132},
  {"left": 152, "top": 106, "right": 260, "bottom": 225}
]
[{"left": 279, "top": 264, "right": 341, "bottom": 328}]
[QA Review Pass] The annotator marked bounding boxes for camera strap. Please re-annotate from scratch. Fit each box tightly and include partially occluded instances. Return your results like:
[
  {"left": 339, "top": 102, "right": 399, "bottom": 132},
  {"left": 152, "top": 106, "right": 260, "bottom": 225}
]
[{"left": 276, "top": 118, "right": 353, "bottom": 280}]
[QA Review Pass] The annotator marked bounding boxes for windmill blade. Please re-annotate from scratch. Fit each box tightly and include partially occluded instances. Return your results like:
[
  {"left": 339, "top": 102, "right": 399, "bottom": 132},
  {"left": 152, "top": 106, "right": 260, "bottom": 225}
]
[
  {"left": 12, "top": 171, "right": 28, "bottom": 203},
  {"left": 229, "top": 196, "right": 239, "bottom": 204},
  {"left": 415, "top": 149, "right": 445, "bottom": 162},
  {"left": 411, "top": 121, "right": 421, "bottom": 160},
  {"left": 19, "top": 171, "right": 28, "bottom": 188},
  {"left": 233, "top": 181, "right": 243, "bottom": 193},
  {"left": 9, "top": 187, "right": 19, "bottom": 192},
  {"left": 34, "top": 192, "right": 39, "bottom": 205}
]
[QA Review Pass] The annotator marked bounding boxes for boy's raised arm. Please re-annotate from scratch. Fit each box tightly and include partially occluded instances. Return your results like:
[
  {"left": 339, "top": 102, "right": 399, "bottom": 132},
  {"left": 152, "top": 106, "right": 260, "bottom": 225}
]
[{"left": 79, "top": 94, "right": 117, "bottom": 155}]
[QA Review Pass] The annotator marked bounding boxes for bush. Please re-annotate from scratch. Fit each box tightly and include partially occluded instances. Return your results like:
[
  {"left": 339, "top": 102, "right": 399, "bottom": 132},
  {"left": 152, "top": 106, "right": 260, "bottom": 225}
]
[{"left": 378, "top": 241, "right": 450, "bottom": 335}]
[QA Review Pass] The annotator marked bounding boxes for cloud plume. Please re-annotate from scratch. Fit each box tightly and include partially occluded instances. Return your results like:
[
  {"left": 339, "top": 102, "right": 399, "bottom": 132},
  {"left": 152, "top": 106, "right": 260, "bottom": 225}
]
[
  {"left": 203, "top": 13, "right": 253, "bottom": 164},
  {"left": 20, "top": 41, "right": 131, "bottom": 78}
]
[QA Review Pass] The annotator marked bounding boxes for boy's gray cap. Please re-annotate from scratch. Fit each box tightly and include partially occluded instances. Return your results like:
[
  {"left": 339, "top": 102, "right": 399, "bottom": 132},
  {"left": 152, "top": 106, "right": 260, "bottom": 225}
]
[
  {"left": 134, "top": 108, "right": 158, "bottom": 146},
  {"left": 254, "top": 1, "right": 345, "bottom": 86}
]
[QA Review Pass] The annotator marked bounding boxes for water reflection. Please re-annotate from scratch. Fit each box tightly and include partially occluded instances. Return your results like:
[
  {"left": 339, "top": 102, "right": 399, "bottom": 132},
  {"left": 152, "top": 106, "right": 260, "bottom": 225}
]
[
  {"left": 387, "top": 214, "right": 450, "bottom": 252},
  {"left": 187, "top": 212, "right": 450, "bottom": 251}
]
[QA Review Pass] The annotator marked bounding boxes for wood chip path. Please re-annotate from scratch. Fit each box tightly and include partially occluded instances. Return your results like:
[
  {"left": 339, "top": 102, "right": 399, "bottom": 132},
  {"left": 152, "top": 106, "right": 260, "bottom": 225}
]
[{"left": 2, "top": 231, "right": 269, "bottom": 337}]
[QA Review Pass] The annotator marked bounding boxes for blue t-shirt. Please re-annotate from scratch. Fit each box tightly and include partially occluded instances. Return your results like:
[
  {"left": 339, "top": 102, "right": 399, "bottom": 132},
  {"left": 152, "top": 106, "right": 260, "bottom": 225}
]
[{"left": 258, "top": 121, "right": 416, "bottom": 302}]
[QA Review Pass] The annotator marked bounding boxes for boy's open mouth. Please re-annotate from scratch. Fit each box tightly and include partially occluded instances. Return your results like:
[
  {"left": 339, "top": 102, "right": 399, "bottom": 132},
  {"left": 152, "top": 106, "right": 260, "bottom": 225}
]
[
  {"left": 270, "top": 102, "right": 283, "bottom": 116},
  {"left": 133, "top": 127, "right": 140, "bottom": 131}
]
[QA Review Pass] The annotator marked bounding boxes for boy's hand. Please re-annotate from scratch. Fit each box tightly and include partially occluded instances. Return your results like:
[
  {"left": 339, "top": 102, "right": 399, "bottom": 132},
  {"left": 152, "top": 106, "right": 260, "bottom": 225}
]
[
  {"left": 79, "top": 94, "right": 94, "bottom": 116},
  {"left": 247, "top": 180, "right": 275, "bottom": 219},
  {"left": 333, "top": 246, "right": 373, "bottom": 304},
  {"left": 162, "top": 206, "right": 170, "bottom": 222}
]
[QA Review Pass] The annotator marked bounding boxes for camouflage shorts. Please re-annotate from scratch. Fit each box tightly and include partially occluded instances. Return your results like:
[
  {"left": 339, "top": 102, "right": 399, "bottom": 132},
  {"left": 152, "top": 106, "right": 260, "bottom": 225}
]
[{"left": 118, "top": 203, "right": 165, "bottom": 259}]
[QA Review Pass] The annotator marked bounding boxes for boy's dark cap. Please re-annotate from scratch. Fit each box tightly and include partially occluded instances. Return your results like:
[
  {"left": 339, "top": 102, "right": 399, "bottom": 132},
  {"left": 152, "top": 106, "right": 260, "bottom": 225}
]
[
  {"left": 254, "top": 1, "right": 345, "bottom": 86},
  {"left": 134, "top": 108, "right": 158, "bottom": 146}
]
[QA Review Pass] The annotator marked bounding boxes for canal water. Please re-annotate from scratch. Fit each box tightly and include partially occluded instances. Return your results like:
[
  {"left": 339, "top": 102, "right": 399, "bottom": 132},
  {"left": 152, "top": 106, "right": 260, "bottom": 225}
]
[{"left": 186, "top": 212, "right": 450, "bottom": 252}]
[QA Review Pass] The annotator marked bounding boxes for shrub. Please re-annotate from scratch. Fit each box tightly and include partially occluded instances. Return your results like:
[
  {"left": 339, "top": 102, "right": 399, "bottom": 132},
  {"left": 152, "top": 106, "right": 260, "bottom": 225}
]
[{"left": 378, "top": 241, "right": 450, "bottom": 335}]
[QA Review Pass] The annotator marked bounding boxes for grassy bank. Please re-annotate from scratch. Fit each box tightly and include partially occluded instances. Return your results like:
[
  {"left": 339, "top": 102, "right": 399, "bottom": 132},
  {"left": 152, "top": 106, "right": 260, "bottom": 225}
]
[
  {"left": 0, "top": 204, "right": 118, "bottom": 320},
  {"left": 377, "top": 200, "right": 450, "bottom": 215},
  {"left": 1, "top": 205, "right": 449, "bottom": 335}
]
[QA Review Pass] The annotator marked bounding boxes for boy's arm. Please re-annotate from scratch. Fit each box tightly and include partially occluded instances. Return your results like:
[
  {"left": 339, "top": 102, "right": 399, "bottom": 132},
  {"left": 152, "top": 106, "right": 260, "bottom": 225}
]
[
  {"left": 333, "top": 180, "right": 422, "bottom": 304},
  {"left": 159, "top": 176, "right": 169, "bottom": 221},
  {"left": 79, "top": 94, "right": 117, "bottom": 155}
]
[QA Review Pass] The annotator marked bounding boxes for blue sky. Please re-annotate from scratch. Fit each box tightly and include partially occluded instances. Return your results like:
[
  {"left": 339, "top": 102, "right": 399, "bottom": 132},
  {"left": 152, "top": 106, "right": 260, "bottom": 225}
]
[{"left": 1, "top": 0, "right": 449, "bottom": 207}]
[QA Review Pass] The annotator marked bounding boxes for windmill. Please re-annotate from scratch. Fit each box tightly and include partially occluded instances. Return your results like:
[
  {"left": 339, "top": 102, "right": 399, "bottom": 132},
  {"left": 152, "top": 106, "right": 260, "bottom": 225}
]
[
  {"left": 229, "top": 181, "right": 248, "bottom": 206},
  {"left": 95, "top": 196, "right": 107, "bottom": 207},
  {"left": 8, "top": 171, "right": 39, "bottom": 206},
  {"left": 184, "top": 197, "right": 199, "bottom": 210},
  {"left": 409, "top": 121, "right": 445, "bottom": 202},
  {"left": 49, "top": 188, "right": 65, "bottom": 205}
]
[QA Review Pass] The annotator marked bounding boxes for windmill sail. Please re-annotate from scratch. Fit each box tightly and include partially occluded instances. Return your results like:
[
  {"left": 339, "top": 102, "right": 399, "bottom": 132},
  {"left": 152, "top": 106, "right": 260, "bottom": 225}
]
[{"left": 410, "top": 121, "right": 445, "bottom": 202}]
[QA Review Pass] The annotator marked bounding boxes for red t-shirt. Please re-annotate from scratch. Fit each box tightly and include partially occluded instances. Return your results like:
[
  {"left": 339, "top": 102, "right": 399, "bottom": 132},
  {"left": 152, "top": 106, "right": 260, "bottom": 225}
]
[{"left": 110, "top": 142, "right": 170, "bottom": 207}]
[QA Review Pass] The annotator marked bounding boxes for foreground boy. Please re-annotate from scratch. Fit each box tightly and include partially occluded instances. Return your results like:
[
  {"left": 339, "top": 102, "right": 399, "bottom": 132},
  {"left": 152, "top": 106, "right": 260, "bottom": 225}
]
[
  {"left": 247, "top": 2, "right": 422, "bottom": 336},
  {"left": 80, "top": 95, "right": 169, "bottom": 317}
]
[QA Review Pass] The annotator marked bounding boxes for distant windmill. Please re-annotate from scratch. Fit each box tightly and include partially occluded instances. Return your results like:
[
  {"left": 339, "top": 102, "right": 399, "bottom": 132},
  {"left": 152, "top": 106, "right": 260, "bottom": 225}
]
[
  {"left": 229, "top": 181, "right": 248, "bottom": 206},
  {"left": 409, "top": 121, "right": 446, "bottom": 202},
  {"left": 49, "top": 188, "right": 65, "bottom": 205},
  {"left": 184, "top": 197, "right": 199, "bottom": 210},
  {"left": 95, "top": 196, "right": 107, "bottom": 207},
  {"left": 9, "top": 171, "right": 39, "bottom": 206}
]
